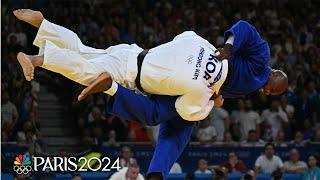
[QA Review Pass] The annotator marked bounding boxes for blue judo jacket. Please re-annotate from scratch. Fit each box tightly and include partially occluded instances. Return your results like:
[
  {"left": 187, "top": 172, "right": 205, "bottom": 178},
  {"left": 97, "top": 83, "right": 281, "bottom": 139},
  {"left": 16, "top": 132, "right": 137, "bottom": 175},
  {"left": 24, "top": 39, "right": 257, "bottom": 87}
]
[{"left": 221, "top": 20, "right": 272, "bottom": 98}]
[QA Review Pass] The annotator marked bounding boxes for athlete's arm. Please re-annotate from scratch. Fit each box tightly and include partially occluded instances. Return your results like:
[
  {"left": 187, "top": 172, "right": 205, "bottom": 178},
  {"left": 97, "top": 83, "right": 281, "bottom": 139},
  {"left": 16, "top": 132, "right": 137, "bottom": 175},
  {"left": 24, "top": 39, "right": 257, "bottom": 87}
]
[{"left": 224, "top": 20, "right": 266, "bottom": 53}]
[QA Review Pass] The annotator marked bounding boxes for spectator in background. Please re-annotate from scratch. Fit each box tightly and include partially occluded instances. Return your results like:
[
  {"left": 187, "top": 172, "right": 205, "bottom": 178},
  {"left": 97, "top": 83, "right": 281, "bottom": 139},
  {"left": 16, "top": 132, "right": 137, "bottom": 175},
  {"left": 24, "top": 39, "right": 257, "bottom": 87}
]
[
  {"left": 105, "top": 130, "right": 119, "bottom": 147},
  {"left": 280, "top": 95, "right": 294, "bottom": 140},
  {"left": 284, "top": 148, "right": 307, "bottom": 173},
  {"left": 105, "top": 115, "right": 128, "bottom": 141},
  {"left": 208, "top": 107, "right": 230, "bottom": 141},
  {"left": 6, "top": 24, "right": 27, "bottom": 47},
  {"left": 59, "top": 148, "right": 68, "bottom": 157},
  {"left": 221, "top": 152, "right": 246, "bottom": 173},
  {"left": 196, "top": 118, "right": 217, "bottom": 144},
  {"left": 303, "top": 117, "right": 316, "bottom": 140},
  {"left": 7, "top": 35, "right": 23, "bottom": 53},
  {"left": 261, "top": 99, "right": 289, "bottom": 140},
  {"left": 1, "top": 92, "right": 18, "bottom": 129},
  {"left": 241, "top": 170, "right": 255, "bottom": 180},
  {"left": 120, "top": 146, "right": 137, "bottom": 168},
  {"left": 212, "top": 169, "right": 226, "bottom": 180},
  {"left": 1, "top": 131, "right": 9, "bottom": 142},
  {"left": 92, "top": 127, "right": 107, "bottom": 146},
  {"left": 274, "top": 131, "right": 287, "bottom": 147},
  {"left": 312, "top": 128, "right": 320, "bottom": 142},
  {"left": 271, "top": 169, "right": 283, "bottom": 180},
  {"left": 195, "top": 159, "right": 212, "bottom": 174},
  {"left": 295, "top": 89, "right": 314, "bottom": 130},
  {"left": 20, "top": 83, "right": 38, "bottom": 120},
  {"left": 308, "top": 81, "right": 319, "bottom": 123},
  {"left": 242, "top": 130, "right": 264, "bottom": 147},
  {"left": 71, "top": 174, "right": 82, "bottom": 180},
  {"left": 280, "top": 95, "right": 295, "bottom": 121},
  {"left": 232, "top": 99, "right": 262, "bottom": 141},
  {"left": 110, "top": 163, "right": 144, "bottom": 180},
  {"left": 255, "top": 143, "right": 284, "bottom": 173},
  {"left": 302, "top": 155, "right": 320, "bottom": 180},
  {"left": 260, "top": 121, "right": 273, "bottom": 142},
  {"left": 127, "top": 121, "right": 150, "bottom": 142},
  {"left": 88, "top": 107, "right": 105, "bottom": 124},
  {"left": 169, "top": 162, "right": 182, "bottom": 174},
  {"left": 223, "top": 131, "right": 236, "bottom": 146},
  {"left": 291, "top": 131, "right": 308, "bottom": 147}
]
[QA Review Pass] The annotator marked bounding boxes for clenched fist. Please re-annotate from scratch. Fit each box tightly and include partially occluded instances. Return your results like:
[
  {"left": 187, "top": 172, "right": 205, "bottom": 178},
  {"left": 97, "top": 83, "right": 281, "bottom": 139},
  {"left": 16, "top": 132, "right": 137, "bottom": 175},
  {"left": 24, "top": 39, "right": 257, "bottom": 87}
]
[{"left": 215, "top": 43, "right": 233, "bottom": 60}]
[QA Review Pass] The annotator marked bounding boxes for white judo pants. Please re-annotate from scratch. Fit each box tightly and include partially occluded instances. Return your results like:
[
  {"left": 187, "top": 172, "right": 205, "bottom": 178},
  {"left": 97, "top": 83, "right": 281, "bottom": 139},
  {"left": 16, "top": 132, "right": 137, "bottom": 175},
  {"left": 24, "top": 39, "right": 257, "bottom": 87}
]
[{"left": 33, "top": 19, "right": 141, "bottom": 89}]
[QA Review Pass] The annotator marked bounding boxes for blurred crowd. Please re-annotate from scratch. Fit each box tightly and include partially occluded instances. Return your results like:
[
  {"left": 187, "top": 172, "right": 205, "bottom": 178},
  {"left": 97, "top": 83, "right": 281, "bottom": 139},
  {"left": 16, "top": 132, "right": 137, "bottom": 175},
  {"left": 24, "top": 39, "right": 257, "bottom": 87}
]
[
  {"left": 169, "top": 143, "right": 320, "bottom": 179},
  {"left": 1, "top": 2, "right": 46, "bottom": 156},
  {"left": 2, "top": 0, "right": 320, "bottom": 178},
  {"left": 107, "top": 144, "right": 320, "bottom": 179}
]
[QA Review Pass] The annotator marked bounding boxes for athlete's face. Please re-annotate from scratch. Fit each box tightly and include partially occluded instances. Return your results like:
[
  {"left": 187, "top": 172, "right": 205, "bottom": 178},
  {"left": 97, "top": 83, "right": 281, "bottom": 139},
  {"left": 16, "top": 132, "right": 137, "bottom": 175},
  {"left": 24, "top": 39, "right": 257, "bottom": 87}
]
[{"left": 126, "top": 167, "right": 140, "bottom": 180}]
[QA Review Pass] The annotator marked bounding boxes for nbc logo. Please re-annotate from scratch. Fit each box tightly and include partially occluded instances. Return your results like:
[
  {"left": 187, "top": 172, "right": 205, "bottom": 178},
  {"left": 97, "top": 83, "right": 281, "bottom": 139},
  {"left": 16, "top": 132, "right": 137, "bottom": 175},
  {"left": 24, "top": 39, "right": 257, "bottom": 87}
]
[{"left": 13, "top": 154, "right": 32, "bottom": 175}]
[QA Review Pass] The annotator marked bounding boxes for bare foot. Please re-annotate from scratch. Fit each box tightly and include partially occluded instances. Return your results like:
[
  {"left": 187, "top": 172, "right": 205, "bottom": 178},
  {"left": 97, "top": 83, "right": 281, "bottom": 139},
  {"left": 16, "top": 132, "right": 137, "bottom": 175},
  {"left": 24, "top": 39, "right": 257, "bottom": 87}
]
[
  {"left": 13, "top": 9, "right": 43, "bottom": 28},
  {"left": 17, "top": 52, "right": 35, "bottom": 81}
]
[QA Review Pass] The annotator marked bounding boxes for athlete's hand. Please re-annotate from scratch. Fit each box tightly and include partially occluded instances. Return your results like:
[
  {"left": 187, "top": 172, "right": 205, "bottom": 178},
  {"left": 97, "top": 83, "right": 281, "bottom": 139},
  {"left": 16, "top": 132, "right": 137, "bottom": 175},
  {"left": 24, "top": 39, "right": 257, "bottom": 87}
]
[
  {"left": 215, "top": 44, "right": 233, "bottom": 60},
  {"left": 78, "top": 72, "right": 112, "bottom": 101},
  {"left": 213, "top": 94, "right": 224, "bottom": 107}
]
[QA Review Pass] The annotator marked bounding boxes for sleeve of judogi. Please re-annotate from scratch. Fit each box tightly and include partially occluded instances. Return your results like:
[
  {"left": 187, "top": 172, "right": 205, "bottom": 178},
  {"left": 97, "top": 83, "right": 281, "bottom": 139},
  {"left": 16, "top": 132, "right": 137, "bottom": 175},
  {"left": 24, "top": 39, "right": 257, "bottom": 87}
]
[
  {"left": 106, "top": 85, "right": 179, "bottom": 126},
  {"left": 224, "top": 20, "right": 270, "bottom": 64},
  {"left": 175, "top": 85, "right": 214, "bottom": 121},
  {"left": 147, "top": 118, "right": 194, "bottom": 178}
]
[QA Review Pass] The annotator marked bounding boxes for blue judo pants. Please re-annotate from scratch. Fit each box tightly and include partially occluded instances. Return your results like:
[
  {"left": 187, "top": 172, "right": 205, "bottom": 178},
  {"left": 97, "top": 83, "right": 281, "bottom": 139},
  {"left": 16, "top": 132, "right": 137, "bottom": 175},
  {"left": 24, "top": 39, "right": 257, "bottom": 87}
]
[{"left": 106, "top": 85, "right": 195, "bottom": 178}]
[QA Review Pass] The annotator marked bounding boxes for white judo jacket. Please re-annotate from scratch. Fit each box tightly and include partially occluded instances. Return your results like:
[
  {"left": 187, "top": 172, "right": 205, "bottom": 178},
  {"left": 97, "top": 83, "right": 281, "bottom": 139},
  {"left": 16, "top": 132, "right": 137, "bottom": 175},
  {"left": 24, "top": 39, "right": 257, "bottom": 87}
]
[{"left": 34, "top": 19, "right": 228, "bottom": 121}]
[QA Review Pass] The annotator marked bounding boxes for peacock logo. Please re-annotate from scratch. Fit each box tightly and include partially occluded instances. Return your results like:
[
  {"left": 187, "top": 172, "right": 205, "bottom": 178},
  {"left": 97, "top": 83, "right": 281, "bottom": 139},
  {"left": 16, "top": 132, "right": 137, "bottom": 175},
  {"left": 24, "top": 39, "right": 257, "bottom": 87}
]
[{"left": 13, "top": 154, "right": 32, "bottom": 174}]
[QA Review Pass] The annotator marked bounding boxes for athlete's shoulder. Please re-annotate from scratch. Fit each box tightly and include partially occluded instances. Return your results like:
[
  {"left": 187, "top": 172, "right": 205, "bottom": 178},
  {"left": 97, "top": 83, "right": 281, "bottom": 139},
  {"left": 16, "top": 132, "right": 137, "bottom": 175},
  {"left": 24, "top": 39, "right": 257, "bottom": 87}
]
[{"left": 173, "top": 31, "right": 199, "bottom": 40}]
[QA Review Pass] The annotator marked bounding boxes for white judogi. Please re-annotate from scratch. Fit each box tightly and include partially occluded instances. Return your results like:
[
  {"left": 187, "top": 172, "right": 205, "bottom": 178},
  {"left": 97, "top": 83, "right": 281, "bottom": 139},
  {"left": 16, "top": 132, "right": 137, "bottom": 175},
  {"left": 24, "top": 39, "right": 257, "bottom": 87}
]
[{"left": 34, "top": 19, "right": 228, "bottom": 121}]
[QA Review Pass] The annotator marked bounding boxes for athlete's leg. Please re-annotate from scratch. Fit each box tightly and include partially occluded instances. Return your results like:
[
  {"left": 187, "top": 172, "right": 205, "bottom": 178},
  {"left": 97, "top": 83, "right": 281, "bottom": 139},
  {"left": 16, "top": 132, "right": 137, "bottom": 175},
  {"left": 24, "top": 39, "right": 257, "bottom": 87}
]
[
  {"left": 13, "top": 9, "right": 106, "bottom": 55},
  {"left": 80, "top": 76, "right": 194, "bottom": 178},
  {"left": 106, "top": 85, "right": 178, "bottom": 126},
  {"left": 13, "top": 9, "right": 43, "bottom": 28},
  {"left": 147, "top": 119, "right": 194, "bottom": 179},
  {"left": 17, "top": 41, "right": 104, "bottom": 84}
]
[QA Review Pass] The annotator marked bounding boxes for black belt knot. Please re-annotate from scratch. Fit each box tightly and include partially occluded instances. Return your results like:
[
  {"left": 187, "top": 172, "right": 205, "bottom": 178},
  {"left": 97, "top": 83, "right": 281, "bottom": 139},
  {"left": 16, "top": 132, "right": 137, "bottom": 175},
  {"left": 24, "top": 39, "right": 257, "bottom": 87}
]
[{"left": 135, "top": 49, "right": 149, "bottom": 93}]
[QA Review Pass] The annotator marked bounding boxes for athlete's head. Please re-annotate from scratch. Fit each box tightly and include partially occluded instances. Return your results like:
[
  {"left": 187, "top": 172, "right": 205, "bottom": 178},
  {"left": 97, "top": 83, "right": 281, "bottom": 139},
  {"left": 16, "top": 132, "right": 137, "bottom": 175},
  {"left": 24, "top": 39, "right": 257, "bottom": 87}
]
[
  {"left": 126, "top": 163, "right": 140, "bottom": 180},
  {"left": 260, "top": 69, "right": 288, "bottom": 95}
]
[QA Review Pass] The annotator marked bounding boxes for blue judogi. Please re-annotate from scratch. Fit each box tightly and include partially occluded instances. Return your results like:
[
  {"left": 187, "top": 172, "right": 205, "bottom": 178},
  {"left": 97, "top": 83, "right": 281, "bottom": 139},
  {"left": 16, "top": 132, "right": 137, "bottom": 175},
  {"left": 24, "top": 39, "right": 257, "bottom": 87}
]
[
  {"left": 106, "top": 85, "right": 194, "bottom": 178},
  {"left": 105, "top": 20, "right": 271, "bottom": 179},
  {"left": 221, "top": 20, "right": 272, "bottom": 98}
]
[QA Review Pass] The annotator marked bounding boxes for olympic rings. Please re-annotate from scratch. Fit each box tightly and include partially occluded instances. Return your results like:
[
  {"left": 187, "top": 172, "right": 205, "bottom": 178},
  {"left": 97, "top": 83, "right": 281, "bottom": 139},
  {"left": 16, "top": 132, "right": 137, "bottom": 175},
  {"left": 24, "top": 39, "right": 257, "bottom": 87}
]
[{"left": 13, "top": 165, "right": 32, "bottom": 174}]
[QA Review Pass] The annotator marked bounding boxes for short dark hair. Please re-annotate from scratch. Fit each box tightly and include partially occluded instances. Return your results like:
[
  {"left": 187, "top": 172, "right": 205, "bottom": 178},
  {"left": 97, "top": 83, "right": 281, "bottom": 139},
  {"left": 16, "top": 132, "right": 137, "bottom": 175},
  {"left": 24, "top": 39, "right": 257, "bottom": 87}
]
[
  {"left": 308, "top": 154, "right": 318, "bottom": 161},
  {"left": 128, "top": 162, "right": 140, "bottom": 169},
  {"left": 271, "top": 169, "right": 282, "bottom": 180},
  {"left": 72, "top": 173, "right": 82, "bottom": 180},
  {"left": 213, "top": 169, "right": 226, "bottom": 180},
  {"left": 248, "top": 130, "right": 256, "bottom": 134},
  {"left": 265, "top": 142, "right": 275, "bottom": 149},
  {"left": 229, "top": 151, "right": 238, "bottom": 157},
  {"left": 242, "top": 173, "right": 253, "bottom": 180}
]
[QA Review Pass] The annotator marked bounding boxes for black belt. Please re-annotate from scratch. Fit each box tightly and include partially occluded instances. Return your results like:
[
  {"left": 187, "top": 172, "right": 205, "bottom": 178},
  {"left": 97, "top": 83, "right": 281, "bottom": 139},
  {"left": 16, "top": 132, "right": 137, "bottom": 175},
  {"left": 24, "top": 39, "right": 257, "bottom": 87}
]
[{"left": 135, "top": 49, "right": 149, "bottom": 93}]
